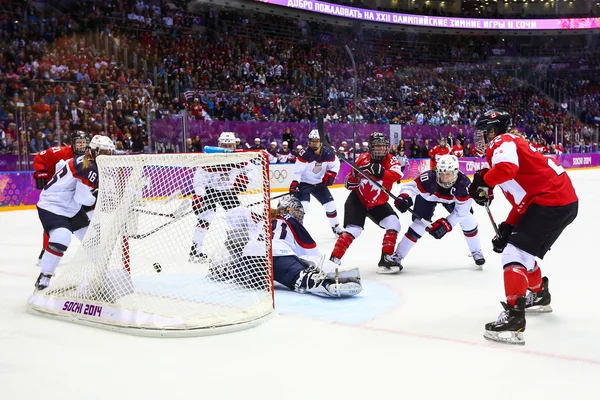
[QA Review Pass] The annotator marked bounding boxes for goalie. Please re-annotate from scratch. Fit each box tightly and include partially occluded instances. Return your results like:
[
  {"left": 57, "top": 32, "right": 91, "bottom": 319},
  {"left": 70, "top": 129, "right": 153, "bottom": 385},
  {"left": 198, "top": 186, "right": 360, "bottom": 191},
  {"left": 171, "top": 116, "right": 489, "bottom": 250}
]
[
  {"left": 209, "top": 196, "right": 362, "bottom": 297},
  {"left": 189, "top": 132, "right": 258, "bottom": 263}
]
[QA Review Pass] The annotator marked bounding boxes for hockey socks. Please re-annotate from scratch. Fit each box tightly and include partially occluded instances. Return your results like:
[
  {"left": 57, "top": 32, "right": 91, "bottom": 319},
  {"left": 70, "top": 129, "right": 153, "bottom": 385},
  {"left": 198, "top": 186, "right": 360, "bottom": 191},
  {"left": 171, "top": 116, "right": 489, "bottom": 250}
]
[
  {"left": 331, "top": 232, "right": 354, "bottom": 260},
  {"left": 382, "top": 230, "right": 398, "bottom": 255},
  {"left": 503, "top": 263, "right": 529, "bottom": 307},
  {"left": 395, "top": 228, "right": 421, "bottom": 258},
  {"left": 527, "top": 262, "right": 542, "bottom": 292}
]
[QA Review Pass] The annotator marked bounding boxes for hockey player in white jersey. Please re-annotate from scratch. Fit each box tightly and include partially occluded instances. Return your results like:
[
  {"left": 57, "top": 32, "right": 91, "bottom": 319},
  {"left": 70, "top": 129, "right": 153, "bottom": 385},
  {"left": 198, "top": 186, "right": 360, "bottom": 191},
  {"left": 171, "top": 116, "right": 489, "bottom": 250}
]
[
  {"left": 35, "top": 135, "right": 115, "bottom": 290},
  {"left": 189, "top": 131, "right": 259, "bottom": 262},
  {"left": 393, "top": 154, "right": 485, "bottom": 269},
  {"left": 289, "top": 129, "right": 342, "bottom": 236}
]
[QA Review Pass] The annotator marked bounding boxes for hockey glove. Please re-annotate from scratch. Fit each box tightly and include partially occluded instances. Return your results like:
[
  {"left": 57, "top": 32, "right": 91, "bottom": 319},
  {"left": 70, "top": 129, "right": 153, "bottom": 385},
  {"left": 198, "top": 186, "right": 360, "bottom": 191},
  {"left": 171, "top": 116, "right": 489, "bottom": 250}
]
[
  {"left": 344, "top": 174, "right": 360, "bottom": 190},
  {"left": 492, "top": 222, "right": 513, "bottom": 253},
  {"left": 360, "top": 162, "right": 384, "bottom": 180},
  {"left": 394, "top": 193, "right": 413, "bottom": 214},
  {"left": 289, "top": 180, "right": 299, "bottom": 194},
  {"left": 427, "top": 218, "right": 452, "bottom": 239},
  {"left": 469, "top": 168, "right": 494, "bottom": 206},
  {"left": 322, "top": 171, "right": 337, "bottom": 187},
  {"left": 34, "top": 170, "right": 50, "bottom": 190}
]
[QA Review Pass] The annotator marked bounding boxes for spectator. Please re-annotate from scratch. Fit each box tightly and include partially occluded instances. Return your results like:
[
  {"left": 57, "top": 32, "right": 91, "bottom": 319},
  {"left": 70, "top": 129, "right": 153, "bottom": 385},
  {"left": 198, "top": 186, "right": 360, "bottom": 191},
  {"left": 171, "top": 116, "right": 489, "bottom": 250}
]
[
  {"left": 30, "top": 131, "right": 49, "bottom": 153},
  {"left": 282, "top": 127, "right": 296, "bottom": 149}
]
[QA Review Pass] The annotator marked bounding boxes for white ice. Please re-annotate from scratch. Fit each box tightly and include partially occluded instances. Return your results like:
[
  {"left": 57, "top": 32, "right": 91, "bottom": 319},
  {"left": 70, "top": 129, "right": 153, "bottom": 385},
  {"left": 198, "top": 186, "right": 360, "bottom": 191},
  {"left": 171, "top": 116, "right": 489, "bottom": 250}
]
[{"left": 1, "top": 169, "right": 598, "bottom": 399}]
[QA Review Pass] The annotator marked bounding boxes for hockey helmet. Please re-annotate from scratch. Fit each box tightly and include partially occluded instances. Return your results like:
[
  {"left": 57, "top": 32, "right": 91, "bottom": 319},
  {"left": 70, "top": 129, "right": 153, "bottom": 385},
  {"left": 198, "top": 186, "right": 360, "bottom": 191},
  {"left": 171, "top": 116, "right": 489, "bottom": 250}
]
[
  {"left": 219, "top": 132, "right": 237, "bottom": 150},
  {"left": 368, "top": 132, "right": 388, "bottom": 161},
  {"left": 71, "top": 131, "right": 90, "bottom": 156},
  {"left": 89, "top": 135, "right": 115, "bottom": 158},
  {"left": 474, "top": 110, "right": 512, "bottom": 156},
  {"left": 436, "top": 154, "right": 459, "bottom": 189},
  {"left": 308, "top": 129, "right": 321, "bottom": 151},
  {"left": 277, "top": 196, "right": 305, "bottom": 224}
]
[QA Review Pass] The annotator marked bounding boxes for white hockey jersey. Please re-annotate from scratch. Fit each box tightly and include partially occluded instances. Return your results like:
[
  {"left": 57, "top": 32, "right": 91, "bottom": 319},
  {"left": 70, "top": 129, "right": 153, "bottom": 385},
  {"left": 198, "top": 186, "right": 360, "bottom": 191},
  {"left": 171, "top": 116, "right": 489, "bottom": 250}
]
[
  {"left": 37, "top": 155, "right": 98, "bottom": 218},
  {"left": 193, "top": 159, "right": 257, "bottom": 196},
  {"left": 400, "top": 170, "right": 473, "bottom": 227},
  {"left": 271, "top": 216, "right": 320, "bottom": 258},
  {"left": 291, "top": 147, "right": 340, "bottom": 185}
]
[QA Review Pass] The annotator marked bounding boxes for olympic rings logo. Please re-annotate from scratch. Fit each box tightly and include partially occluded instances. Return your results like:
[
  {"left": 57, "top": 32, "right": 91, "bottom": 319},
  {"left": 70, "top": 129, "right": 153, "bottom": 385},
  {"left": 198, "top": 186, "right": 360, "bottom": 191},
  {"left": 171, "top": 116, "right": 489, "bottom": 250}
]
[{"left": 269, "top": 169, "right": 288, "bottom": 183}]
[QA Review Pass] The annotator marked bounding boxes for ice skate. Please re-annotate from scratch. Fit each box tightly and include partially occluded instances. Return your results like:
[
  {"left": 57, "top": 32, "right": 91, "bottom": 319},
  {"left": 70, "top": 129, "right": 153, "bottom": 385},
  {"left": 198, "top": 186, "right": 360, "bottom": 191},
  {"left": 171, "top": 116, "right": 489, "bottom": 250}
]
[
  {"left": 483, "top": 297, "right": 526, "bottom": 345},
  {"left": 36, "top": 249, "right": 45, "bottom": 267},
  {"left": 471, "top": 250, "right": 485, "bottom": 268},
  {"left": 35, "top": 273, "right": 52, "bottom": 291},
  {"left": 377, "top": 253, "right": 403, "bottom": 274},
  {"left": 526, "top": 277, "right": 552, "bottom": 313},
  {"left": 329, "top": 255, "right": 341, "bottom": 266},
  {"left": 189, "top": 244, "right": 209, "bottom": 263},
  {"left": 332, "top": 224, "right": 343, "bottom": 237}
]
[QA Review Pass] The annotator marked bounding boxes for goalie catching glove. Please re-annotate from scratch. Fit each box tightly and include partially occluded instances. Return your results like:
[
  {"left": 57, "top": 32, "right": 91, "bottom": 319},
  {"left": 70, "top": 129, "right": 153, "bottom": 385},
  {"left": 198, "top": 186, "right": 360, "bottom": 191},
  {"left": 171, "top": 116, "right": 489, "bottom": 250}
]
[
  {"left": 469, "top": 168, "right": 494, "bottom": 206},
  {"left": 34, "top": 170, "right": 50, "bottom": 190}
]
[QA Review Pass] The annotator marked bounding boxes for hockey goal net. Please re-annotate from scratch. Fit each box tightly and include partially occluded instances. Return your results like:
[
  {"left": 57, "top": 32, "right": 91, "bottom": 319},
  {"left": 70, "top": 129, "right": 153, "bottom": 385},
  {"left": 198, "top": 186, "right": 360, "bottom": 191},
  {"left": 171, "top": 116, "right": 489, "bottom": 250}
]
[{"left": 28, "top": 151, "right": 274, "bottom": 336}]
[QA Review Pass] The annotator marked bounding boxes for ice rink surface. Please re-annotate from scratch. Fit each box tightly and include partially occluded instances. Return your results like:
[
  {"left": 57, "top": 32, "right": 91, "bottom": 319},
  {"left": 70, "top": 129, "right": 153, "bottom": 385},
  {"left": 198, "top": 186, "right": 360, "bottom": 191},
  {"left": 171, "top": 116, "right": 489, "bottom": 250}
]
[{"left": 1, "top": 169, "right": 598, "bottom": 399}]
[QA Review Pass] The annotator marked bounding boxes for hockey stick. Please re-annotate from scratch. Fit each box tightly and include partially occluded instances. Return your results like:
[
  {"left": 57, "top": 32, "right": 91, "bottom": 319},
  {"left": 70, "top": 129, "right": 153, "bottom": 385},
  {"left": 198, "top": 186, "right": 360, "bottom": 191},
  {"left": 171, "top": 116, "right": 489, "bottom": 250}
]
[
  {"left": 128, "top": 209, "right": 194, "bottom": 240},
  {"left": 484, "top": 200, "right": 500, "bottom": 236},
  {"left": 132, "top": 198, "right": 192, "bottom": 219},
  {"left": 316, "top": 116, "right": 432, "bottom": 227}
]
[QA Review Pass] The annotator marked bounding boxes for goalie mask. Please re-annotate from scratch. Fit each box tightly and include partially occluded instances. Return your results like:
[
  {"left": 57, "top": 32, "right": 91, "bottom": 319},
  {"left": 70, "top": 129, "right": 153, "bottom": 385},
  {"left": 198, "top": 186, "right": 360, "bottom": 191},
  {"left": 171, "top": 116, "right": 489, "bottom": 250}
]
[
  {"left": 474, "top": 110, "right": 512, "bottom": 156},
  {"left": 308, "top": 129, "right": 321, "bottom": 151},
  {"left": 71, "top": 131, "right": 90, "bottom": 156},
  {"left": 89, "top": 135, "right": 115, "bottom": 158},
  {"left": 436, "top": 154, "right": 459, "bottom": 189},
  {"left": 277, "top": 196, "right": 305, "bottom": 224},
  {"left": 368, "top": 132, "right": 388, "bottom": 161},
  {"left": 218, "top": 132, "right": 237, "bottom": 150}
]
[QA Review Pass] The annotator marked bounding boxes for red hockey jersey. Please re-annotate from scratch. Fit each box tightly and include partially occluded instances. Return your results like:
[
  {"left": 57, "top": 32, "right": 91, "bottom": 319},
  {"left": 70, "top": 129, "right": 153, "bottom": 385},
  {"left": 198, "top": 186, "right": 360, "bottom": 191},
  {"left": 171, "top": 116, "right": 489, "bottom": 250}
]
[
  {"left": 33, "top": 146, "right": 74, "bottom": 177},
  {"left": 428, "top": 145, "right": 451, "bottom": 168},
  {"left": 346, "top": 153, "right": 403, "bottom": 210},
  {"left": 483, "top": 133, "right": 578, "bottom": 226}
]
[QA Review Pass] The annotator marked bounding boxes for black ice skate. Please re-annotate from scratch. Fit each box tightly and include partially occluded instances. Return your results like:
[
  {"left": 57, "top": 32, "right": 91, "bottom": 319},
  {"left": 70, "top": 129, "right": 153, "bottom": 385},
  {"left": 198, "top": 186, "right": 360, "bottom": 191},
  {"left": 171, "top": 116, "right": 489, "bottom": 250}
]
[
  {"left": 526, "top": 277, "right": 552, "bottom": 313},
  {"left": 483, "top": 297, "right": 526, "bottom": 345},
  {"left": 35, "top": 273, "right": 52, "bottom": 290},
  {"left": 189, "top": 244, "right": 209, "bottom": 263},
  {"left": 471, "top": 250, "right": 485, "bottom": 268},
  {"left": 377, "top": 253, "right": 403, "bottom": 274}
]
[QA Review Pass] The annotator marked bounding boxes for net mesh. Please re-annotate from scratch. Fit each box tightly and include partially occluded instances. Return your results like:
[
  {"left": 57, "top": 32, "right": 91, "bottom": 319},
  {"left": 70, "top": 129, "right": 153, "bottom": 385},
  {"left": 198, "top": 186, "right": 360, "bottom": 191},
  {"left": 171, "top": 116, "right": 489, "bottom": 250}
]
[{"left": 28, "top": 151, "right": 274, "bottom": 334}]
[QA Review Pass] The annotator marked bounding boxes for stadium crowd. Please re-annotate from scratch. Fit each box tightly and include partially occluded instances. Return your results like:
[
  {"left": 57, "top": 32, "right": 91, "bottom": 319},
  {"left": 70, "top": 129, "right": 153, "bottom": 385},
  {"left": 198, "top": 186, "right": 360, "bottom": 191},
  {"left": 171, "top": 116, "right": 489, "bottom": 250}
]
[{"left": 0, "top": 0, "right": 598, "bottom": 158}]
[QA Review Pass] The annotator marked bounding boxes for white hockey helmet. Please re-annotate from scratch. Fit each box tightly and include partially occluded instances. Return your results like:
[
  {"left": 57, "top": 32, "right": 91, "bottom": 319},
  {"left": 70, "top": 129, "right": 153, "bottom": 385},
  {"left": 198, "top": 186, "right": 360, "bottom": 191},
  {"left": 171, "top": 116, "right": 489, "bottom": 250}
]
[
  {"left": 308, "top": 129, "right": 321, "bottom": 151},
  {"left": 89, "top": 134, "right": 115, "bottom": 157},
  {"left": 436, "top": 154, "right": 459, "bottom": 189},
  {"left": 219, "top": 132, "right": 237, "bottom": 149}
]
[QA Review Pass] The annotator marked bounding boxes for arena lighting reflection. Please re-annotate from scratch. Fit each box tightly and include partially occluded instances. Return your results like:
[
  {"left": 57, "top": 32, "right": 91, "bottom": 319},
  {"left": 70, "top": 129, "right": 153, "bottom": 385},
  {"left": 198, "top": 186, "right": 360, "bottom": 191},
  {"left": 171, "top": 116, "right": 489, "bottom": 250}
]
[{"left": 256, "top": 0, "right": 600, "bottom": 30}]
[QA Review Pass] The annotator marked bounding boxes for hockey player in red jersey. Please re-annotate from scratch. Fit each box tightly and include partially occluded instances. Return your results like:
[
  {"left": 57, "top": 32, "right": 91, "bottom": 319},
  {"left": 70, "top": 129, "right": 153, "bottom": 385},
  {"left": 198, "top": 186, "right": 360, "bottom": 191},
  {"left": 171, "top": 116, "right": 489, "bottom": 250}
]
[
  {"left": 428, "top": 138, "right": 451, "bottom": 169},
  {"left": 329, "top": 132, "right": 404, "bottom": 274},
  {"left": 451, "top": 141, "right": 464, "bottom": 158},
  {"left": 469, "top": 110, "right": 578, "bottom": 345},
  {"left": 33, "top": 131, "right": 90, "bottom": 265}
]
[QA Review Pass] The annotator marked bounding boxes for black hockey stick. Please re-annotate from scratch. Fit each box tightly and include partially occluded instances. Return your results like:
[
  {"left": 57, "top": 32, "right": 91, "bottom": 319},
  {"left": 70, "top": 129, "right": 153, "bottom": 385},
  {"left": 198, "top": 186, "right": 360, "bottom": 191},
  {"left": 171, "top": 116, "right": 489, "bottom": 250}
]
[
  {"left": 132, "top": 198, "right": 191, "bottom": 219},
  {"left": 128, "top": 209, "right": 194, "bottom": 240},
  {"left": 316, "top": 116, "right": 432, "bottom": 227},
  {"left": 484, "top": 200, "right": 500, "bottom": 236}
]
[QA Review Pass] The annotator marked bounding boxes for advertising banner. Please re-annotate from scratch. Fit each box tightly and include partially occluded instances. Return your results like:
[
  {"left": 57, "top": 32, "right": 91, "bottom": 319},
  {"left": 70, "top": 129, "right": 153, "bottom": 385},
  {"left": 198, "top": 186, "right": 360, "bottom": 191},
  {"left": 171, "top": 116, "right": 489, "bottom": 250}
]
[{"left": 257, "top": 0, "right": 600, "bottom": 31}]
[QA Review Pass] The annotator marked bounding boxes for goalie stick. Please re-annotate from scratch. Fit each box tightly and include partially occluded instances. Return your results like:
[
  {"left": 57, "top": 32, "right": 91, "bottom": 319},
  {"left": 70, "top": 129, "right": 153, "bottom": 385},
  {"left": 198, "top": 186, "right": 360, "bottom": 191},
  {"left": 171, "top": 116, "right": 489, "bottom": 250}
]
[
  {"left": 128, "top": 209, "right": 194, "bottom": 240},
  {"left": 132, "top": 198, "right": 192, "bottom": 219},
  {"left": 316, "top": 116, "right": 433, "bottom": 228}
]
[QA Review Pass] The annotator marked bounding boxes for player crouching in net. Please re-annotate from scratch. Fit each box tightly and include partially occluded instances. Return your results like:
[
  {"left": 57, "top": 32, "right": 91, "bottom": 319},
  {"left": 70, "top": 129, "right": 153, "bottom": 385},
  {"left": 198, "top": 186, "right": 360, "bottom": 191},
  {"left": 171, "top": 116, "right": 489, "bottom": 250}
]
[
  {"left": 209, "top": 196, "right": 362, "bottom": 297},
  {"left": 272, "top": 196, "right": 361, "bottom": 297},
  {"left": 392, "top": 154, "right": 485, "bottom": 269},
  {"left": 189, "top": 132, "right": 256, "bottom": 263},
  {"left": 469, "top": 110, "right": 578, "bottom": 345},
  {"left": 35, "top": 135, "right": 115, "bottom": 290},
  {"left": 330, "top": 132, "right": 404, "bottom": 274}
]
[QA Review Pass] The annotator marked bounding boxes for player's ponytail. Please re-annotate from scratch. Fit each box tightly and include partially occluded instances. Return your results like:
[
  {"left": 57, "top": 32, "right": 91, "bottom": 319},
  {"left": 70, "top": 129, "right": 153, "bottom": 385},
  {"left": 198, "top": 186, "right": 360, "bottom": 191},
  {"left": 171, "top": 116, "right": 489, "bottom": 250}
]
[
  {"left": 82, "top": 153, "right": 93, "bottom": 170},
  {"left": 270, "top": 208, "right": 279, "bottom": 219}
]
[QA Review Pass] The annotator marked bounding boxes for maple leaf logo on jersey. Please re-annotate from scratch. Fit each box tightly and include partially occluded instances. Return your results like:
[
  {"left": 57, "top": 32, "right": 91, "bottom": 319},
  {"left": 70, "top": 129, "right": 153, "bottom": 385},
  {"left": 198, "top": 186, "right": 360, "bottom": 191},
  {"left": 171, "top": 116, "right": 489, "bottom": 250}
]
[{"left": 359, "top": 179, "right": 381, "bottom": 202}]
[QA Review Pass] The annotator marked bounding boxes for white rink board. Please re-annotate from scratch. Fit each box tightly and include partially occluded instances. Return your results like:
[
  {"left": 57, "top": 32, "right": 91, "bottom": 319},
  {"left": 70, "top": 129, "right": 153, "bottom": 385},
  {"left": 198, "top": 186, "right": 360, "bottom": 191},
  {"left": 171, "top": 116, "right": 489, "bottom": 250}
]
[{"left": 0, "top": 168, "right": 599, "bottom": 399}]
